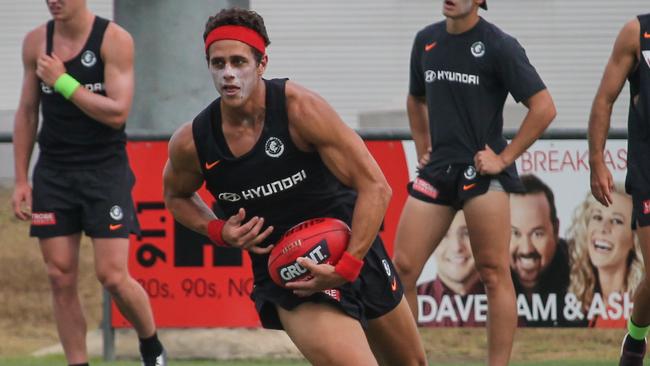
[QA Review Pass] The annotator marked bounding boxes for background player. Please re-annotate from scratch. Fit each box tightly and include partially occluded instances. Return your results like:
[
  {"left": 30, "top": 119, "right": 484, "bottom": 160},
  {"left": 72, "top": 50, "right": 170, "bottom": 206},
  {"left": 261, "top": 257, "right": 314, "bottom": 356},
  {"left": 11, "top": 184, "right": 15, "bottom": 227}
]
[
  {"left": 588, "top": 13, "right": 650, "bottom": 365},
  {"left": 393, "top": 0, "right": 556, "bottom": 364},
  {"left": 11, "top": 1, "right": 165, "bottom": 365}
]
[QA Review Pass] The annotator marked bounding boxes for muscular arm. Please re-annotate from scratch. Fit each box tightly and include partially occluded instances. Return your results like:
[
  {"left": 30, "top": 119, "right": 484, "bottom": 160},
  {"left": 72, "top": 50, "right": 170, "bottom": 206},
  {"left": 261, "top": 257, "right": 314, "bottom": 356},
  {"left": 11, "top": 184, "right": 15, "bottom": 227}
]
[
  {"left": 407, "top": 94, "right": 430, "bottom": 160},
  {"left": 12, "top": 29, "right": 43, "bottom": 219},
  {"left": 589, "top": 19, "right": 639, "bottom": 163},
  {"left": 70, "top": 23, "right": 134, "bottom": 129},
  {"left": 500, "top": 89, "right": 556, "bottom": 166},
  {"left": 14, "top": 30, "right": 41, "bottom": 186},
  {"left": 475, "top": 89, "right": 556, "bottom": 175},
  {"left": 587, "top": 18, "right": 639, "bottom": 205},
  {"left": 286, "top": 81, "right": 391, "bottom": 261},
  {"left": 163, "top": 123, "right": 216, "bottom": 235}
]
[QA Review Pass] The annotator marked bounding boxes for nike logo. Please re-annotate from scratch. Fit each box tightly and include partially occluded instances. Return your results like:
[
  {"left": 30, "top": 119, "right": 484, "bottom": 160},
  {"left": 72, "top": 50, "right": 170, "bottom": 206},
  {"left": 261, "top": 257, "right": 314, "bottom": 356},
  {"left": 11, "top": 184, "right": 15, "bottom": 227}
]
[
  {"left": 645, "top": 32, "right": 650, "bottom": 39},
  {"left": 463, "top": 183, "right": 477, "bottom": 191},
  {"left": 425, "top": 42, "right": 437, "bottom": 51},
  {"left": 390, "top": 277, "right": 398, "bottom": 292},
  {"left": 205, "top": 160, "right": 221, "bottom": 170},
  {"left": 109, "top": 224, "right": 123, "bottom": 231}
]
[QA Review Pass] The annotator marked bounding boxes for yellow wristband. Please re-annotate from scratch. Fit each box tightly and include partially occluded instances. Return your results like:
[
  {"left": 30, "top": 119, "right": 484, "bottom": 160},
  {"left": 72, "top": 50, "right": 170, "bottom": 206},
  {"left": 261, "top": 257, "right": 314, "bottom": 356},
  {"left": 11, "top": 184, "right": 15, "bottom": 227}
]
[{"left": 53, "top": 73, "right": 81, "bottom": 100}]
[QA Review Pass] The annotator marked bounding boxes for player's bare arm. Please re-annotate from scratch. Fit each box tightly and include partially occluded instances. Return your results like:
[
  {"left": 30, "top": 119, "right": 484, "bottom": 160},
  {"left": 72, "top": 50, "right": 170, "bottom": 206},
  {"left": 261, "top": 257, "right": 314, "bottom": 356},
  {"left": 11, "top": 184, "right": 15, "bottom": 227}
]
[
  {"left": 284, "top": 81, "right": 391, "bottom": 295},
  {"left": 36, "top": 23, "right": 134, "bottom": 129},
  {"left": 163, "top": 123, "right": 273, "bottom": 254},
  {"left": 588, "top": 18, "right": 639, "bottom": 206},
  {"left": 12, "top": 28, "right": 44, "bottom": 220},
  {"left": 475, "top": 89, "right": 556, "bottom": 175},
  {"left": 407, "top": 94, "right": 431, "bottom": 167},
  {"left": 287, "top": 81, "right": 391, "bottom": 259}
]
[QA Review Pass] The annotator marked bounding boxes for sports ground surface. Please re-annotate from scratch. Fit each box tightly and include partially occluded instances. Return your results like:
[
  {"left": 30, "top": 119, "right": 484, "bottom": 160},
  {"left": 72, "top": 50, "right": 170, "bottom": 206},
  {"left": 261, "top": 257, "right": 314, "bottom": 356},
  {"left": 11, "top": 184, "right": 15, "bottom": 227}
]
[{"left": 0, "top": 185, "right": 627, "bottom": 365}]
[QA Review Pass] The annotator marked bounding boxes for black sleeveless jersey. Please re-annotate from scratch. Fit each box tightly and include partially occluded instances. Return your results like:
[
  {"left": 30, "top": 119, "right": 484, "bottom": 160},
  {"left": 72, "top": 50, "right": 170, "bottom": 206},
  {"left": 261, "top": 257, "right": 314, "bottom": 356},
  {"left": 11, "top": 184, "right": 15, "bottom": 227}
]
[
  {"left": 192, "top": 78, "right": 357, "bottom": 282},
  {"left": 409, "top": 18, "right": 546, "bottom": 171},
  {"left": 38, "top": 16, "right": 127, "bottom": 168},
  {"left": 626, "top": 14, "right": 650, "bottom": 190}
]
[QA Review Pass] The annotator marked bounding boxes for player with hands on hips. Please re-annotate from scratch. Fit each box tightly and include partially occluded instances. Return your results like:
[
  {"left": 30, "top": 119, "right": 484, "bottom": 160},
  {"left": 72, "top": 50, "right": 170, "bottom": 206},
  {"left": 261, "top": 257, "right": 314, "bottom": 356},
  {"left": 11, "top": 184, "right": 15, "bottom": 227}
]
[{"left": 393, "top": 1, "right": 556, "bottom": 365}]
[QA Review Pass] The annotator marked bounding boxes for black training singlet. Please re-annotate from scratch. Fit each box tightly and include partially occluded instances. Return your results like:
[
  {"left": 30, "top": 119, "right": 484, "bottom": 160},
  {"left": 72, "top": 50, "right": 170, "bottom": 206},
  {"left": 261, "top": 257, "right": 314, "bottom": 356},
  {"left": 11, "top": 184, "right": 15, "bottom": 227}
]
[
  {"left": 626, "top": 14, "right": 650, "bottom": 192},
  {"left": 38, "top": 16, "right": 127, "bottom": 168},
  {"left": 192, "top": 78, "right": 357, "bottom": 282},
  {"left": 409, "top": 18, "right": 546, "bottom": 171}
]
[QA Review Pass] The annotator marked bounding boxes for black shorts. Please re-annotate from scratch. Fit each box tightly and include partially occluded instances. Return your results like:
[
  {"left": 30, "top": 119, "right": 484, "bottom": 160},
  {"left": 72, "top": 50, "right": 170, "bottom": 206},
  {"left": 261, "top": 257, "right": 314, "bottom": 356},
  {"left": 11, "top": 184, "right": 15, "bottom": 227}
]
[
  {"left": 251, "top": 236, "right": 404, "bottom": 330},
  {"left": 408, "top": 163, "right": 524, "bottom": 209},
  {"left": 30, "top": 160, "right": 140, "bottom": 238},
  {"left": 626, "top": 171, "right": 650, "bottom": 229}
]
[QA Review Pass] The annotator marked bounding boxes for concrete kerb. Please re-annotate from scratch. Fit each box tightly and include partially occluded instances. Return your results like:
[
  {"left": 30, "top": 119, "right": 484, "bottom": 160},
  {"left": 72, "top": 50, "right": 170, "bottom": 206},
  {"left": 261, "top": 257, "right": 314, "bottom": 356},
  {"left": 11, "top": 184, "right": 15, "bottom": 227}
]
[{"left": 32, "top": 328, "right": 303, "bottom": 361}]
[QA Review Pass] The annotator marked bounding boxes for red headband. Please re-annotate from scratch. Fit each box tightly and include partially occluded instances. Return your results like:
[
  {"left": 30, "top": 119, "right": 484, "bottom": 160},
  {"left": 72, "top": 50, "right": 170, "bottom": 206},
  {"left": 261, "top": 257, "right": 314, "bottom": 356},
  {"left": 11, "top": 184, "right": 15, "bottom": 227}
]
[{"left": 204, "top": 25, "right": 266, "bottom": 54}]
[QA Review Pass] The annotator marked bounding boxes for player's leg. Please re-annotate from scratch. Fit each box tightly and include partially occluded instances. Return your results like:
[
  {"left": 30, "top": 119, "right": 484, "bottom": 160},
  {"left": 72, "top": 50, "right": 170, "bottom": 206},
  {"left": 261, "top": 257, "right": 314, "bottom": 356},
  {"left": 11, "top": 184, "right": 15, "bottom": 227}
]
[
  {"left": 619, "top": 224, "right": 650, "bottom": 365},
  {"left": 365, "top": 297, "right": 427, "bottom": 366},
  {"left": 93, "top": 238, "right": 155, "bottom": 335},
  {"left": 463, "top": 189, "right": 516, "bottom": 366},
  {"left": 32, "top": 164, "right": 90, "bottom": 365},
  {"left": 393, "top": 196, "right": 456, "bottom": 317},
  {"left": 84, "top": 164, "right": 164, "bottom": 364},
  {"left": 277, "top": 302, "right": 378, "bottom": 366},
  {"left": 39, "top": 234, "right": 88, "bottom": 365},
  {"left": 92, "top": 237, "right": 165, "bottom": 364}
]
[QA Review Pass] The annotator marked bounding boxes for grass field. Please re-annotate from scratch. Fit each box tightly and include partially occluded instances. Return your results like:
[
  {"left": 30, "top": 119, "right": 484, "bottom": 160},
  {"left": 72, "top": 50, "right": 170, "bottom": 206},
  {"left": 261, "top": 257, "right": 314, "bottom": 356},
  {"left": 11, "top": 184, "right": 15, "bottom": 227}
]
[
  {"left": 0, "top": 355, "right": 621, "bottom": 366},
  {"left": 0, "top": 184, "right": 631, "bottom": 365}
]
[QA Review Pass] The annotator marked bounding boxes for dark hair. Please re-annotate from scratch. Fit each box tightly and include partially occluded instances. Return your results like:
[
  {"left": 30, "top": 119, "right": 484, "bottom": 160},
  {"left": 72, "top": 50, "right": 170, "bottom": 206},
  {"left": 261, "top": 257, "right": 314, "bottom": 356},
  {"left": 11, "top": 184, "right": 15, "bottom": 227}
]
[
  {"left": 518, "top": 174, "right": 559, "bottom": 231},
  {"left": 203, "top": 7, "right": 271, "bottom": 63}
]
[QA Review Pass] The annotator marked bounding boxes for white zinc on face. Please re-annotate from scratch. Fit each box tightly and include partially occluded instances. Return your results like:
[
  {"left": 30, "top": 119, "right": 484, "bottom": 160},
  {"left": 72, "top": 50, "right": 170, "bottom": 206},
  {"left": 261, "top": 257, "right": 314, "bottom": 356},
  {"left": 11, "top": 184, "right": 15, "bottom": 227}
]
[{"left": 207, "top": 39, "right": 265, "bottom": 106}]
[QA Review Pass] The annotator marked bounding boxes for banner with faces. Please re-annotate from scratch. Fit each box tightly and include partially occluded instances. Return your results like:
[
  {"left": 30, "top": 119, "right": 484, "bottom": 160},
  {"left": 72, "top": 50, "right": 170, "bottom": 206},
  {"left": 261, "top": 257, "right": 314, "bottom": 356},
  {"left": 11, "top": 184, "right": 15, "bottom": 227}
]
[{"left": 408, "top": 140, "right": 637, "bottom": 328}]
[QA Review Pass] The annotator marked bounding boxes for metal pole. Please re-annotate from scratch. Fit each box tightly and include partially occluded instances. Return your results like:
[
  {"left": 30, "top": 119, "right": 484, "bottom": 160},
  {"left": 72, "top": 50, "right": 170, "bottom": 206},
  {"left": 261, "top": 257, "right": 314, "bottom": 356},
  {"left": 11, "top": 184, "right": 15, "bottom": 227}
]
[{"left": 102, "top": 288, "right": 115, "bottom": 361}]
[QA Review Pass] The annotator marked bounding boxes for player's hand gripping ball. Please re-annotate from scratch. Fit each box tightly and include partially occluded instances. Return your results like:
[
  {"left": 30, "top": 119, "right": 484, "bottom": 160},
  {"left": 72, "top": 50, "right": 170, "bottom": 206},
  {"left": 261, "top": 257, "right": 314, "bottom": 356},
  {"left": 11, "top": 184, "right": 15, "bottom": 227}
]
[{"left": 268, "top": 218, "right": 350, "bottom": 287}]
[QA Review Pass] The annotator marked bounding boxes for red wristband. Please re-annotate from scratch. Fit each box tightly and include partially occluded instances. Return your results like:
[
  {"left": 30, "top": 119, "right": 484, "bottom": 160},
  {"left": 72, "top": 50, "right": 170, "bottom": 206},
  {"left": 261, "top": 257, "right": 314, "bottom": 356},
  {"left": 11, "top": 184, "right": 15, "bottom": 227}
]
[
  {"left": 334, "top": 252, "right": 364, "bottom": 282},
  {"left": 207, "top": 219, "right": 229, "bottom": 247}
]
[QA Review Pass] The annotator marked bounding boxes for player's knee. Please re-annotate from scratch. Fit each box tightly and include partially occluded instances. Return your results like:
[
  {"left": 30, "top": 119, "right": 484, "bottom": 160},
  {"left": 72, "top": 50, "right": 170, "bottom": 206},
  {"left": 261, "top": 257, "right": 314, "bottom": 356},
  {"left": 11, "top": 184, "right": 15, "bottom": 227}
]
[
  {"left": 46, "top": 265, "right": 77, "bottom": 292},
  {"left": 96, "top": 270, "right": 127, "bottom": 294},
  {"left": 475, "top": 261, "right": 508, "bottom": 289}
]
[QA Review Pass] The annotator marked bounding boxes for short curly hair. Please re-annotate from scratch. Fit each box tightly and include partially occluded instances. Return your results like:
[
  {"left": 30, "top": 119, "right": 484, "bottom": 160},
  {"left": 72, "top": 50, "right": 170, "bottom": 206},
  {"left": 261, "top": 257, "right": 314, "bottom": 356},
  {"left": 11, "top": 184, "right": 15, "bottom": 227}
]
[{"left": 203, "top": 8, "right": 271, "bottom": 63}]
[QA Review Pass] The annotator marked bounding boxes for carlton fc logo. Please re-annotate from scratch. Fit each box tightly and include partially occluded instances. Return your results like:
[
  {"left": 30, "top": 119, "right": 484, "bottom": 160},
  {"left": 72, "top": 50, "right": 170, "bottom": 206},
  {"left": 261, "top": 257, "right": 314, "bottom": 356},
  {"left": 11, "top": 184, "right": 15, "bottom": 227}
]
[
  {"left": 471, "top": 41, "right": 485, "bottom": 58},
  {"left": 81, "top": 50, "right": 97, "bottom": 67},
  {"left": 265, "top": 137, "right": 284, "bottom": 158},
  {"left": 109, "top": 205, "right": 123, "bottom": 221},
  {"left": 464, "top": 166, "right": 477, "bottom": 180}
]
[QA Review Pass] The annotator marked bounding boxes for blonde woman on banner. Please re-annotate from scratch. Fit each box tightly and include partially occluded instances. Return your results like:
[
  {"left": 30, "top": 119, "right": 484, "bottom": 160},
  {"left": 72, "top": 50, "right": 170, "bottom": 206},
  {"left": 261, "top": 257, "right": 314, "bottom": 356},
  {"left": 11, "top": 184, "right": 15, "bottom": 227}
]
[{"left": 566, "top": 184, "right": 644, "bottom": 328}]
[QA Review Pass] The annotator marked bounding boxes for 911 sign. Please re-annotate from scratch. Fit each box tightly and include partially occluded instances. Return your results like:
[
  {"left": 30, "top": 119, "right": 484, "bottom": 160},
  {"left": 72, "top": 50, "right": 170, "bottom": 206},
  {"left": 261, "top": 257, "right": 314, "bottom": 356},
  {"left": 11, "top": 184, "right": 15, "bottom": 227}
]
[{"left": 112, "top": 142, "right": 259, "bottom": 328}]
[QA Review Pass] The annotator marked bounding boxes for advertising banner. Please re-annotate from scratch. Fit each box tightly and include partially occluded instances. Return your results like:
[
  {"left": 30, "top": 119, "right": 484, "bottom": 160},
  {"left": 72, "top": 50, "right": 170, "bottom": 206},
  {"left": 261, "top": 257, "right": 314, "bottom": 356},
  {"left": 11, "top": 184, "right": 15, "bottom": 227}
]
[{"left": 114, "top": 138, "right": 635, "bottom": 328}]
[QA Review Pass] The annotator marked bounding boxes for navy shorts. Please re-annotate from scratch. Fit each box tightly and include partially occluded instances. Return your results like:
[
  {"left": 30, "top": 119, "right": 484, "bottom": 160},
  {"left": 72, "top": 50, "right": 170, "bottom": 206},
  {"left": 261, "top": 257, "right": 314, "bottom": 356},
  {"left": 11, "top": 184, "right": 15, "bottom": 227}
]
[
  {"left": 30, "top": 160, "right": 140, "bottom": 238},
  {"left": 627, "top": 180, "right": 650, "bottom": 229},
  {"left": 251, "top": 236, "right": 404, "bottom": 330},
  {"left": 408, "top": 163, "right": 524, "bottom": 209},
  {"left": 626, "top": 138, "right": 650, "bottom": 228}
]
